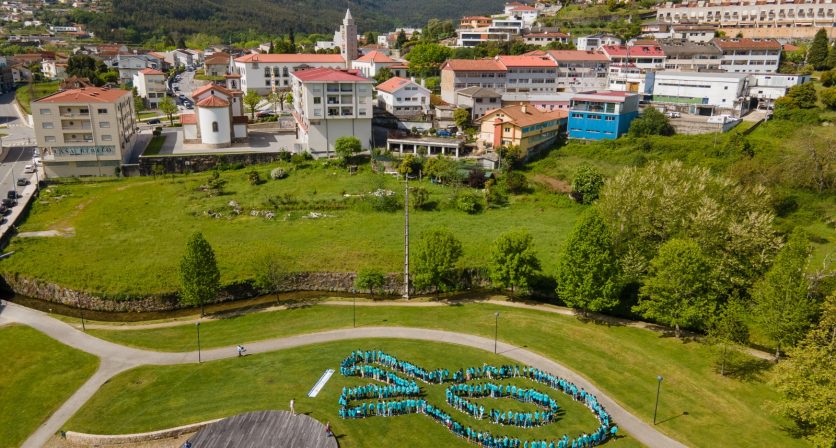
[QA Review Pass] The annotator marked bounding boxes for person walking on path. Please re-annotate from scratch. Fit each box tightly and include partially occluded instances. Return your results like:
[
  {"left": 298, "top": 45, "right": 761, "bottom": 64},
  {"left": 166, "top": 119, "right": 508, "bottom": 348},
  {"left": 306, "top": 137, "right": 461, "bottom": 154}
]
[
  {"left": 236, "top": 345, "right": 246, "bottom": 357},
  {"left": 325, "top": 421, "right": 332, "bottom": 437},
  {"left": 290, "top": 398, "right": 296, "bottom": 416}
]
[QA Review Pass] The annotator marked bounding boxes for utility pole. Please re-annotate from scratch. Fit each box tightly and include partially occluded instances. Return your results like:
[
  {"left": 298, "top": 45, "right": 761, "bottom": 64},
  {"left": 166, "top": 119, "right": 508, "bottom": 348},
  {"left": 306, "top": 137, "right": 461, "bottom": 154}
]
[{"left": 403, "top": 174, "right": 409, "bottom": 299}]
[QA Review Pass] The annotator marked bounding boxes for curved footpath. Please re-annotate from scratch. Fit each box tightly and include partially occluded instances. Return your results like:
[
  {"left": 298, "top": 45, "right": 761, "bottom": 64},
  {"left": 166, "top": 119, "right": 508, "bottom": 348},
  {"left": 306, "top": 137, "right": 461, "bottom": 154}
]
[{"left": 0, "top": 301, "right": 688, "bottom": 448}]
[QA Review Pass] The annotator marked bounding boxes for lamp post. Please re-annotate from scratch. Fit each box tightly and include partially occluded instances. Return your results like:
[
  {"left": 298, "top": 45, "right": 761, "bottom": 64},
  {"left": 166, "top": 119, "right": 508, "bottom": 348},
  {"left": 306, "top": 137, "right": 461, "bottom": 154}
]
[
  {"left": 353, "top": 294, "right": 356, "bottom": 328},
  {"left": 196, "top": 322, "right": 202, "bottom": 364},
  {"left": 653, "top": 375, "right": 663, "bottom": 425},
  {"left": 494, "top": 312, "right": 500, "bottom": 354},
  {"left": 79, "top": 306, "right": 86, "bottom": 332}
]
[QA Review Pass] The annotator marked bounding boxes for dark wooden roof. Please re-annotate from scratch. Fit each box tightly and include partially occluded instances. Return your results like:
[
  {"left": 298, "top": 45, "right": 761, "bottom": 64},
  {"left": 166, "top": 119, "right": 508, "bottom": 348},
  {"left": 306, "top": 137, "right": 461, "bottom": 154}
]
[{"left": 187, "top": 410, "right": 337, "bottom": 448}]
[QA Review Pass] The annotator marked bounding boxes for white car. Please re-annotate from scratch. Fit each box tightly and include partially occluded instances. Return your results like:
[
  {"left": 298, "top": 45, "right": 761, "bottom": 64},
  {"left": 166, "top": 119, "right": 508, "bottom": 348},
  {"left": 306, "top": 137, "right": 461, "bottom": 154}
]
[
  {"left": 23, "top": 164, "right": 35, "bottom": 174},
  {"left": 32, "top": 157, "right": 42, "bottom": 166},
  {"left": 665, "top": 111, "right": 681, "bottom": 118}
]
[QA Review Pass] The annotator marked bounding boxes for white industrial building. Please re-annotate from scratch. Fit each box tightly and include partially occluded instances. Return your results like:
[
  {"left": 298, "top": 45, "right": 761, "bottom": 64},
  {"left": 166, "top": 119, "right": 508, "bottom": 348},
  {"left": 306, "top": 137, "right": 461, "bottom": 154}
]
[
  {"left": 291, "top": 67, "right": 374, "bottom": 154},
  {"left": 747, "top": 73, "right": 811, "bottom": 108},
  {"left": 650, "top": 71, "right": 750, "bottom": 115}
]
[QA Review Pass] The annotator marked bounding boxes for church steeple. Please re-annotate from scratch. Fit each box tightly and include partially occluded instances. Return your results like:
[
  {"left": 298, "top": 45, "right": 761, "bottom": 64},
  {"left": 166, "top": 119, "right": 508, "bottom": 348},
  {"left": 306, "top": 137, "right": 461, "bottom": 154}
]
[{"left": 340, "top": 8, "right": 357, "bottom": 69}]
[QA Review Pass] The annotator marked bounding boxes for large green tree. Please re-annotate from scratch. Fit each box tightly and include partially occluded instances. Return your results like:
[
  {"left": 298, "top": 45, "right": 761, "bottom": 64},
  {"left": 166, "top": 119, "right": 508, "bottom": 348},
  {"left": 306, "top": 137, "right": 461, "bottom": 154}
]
[
  {"left": 413, "top": 228, "right": 463, "bottom": 294},
  {"left": 355, "top": 268, "right": 386, "bottom": 297},
  {"left": 335, "top": 136, "right": 362, "bottom": 163},
  {"left": 634, "top": 238, "right": 719, "bottom": 338},
  {"left": 179, "top": 232, "right": 221, "bottom": 316},
  {"left": 159, "top": 96, "right": 178, "bottom": 126},
  {"left": 404, "top": 43, "right": 452, "bottom": 77},
  {"left": 243, "top": 89, "right": 262, "bottom": 120},
  {"left": 808, "top": 28, "right": 830, "bottom": 70},
  {"left": 752, "top": 228, "right": 818, "bottom": 360},
  {"left": 771, "top": 293, "right": 836, "bottom": 448},
  {"left": 555, "top": 209, "right": 621, "bottom": 314},
  {"left": 628, "top": 107, "right": 674, "bottom": 138},
  {"left": 571, "top": 164, "right": 604, "bottom": 204},
  {"left": 488, "top": 229, "right": 540, "bottom": 295}
]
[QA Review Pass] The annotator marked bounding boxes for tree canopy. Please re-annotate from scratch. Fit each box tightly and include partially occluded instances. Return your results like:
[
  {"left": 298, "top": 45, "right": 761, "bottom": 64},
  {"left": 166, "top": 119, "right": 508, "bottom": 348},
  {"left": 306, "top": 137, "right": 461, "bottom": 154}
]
[
  {"left": 628, "top": 107, "right": 674, "bottom": 138},
  {"left": 335, "top": 136, "right": 362, "bottom": 163},
  {"left": 488, "top": 229, "right": 540, "bottom": 295},
  {"left": 179, "top": 232, "right": 220, "bottom": 316},
  {"left": 807, "top": 28, "right": 830, "bottom": 70},
  {"left": 413, "top": 228, "right": 463, "bottom": 293},
  {"left": 404, "top": 43, "right": 452, "bottom": 77},
  {"left": 571, "top": 164, "right": 604, "bottom": 204}
]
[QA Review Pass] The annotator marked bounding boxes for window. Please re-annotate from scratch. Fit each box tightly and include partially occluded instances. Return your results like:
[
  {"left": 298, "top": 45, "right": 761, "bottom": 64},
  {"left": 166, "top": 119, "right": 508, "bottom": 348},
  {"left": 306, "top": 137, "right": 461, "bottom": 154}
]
[
  {"left": 504, "top": 127, "right": 511, "bottom": 132},
  {"left": 39, "top": 108, "right": 51, "bottom": 115},
  {"left": 97, "top": 108, "right": 107, "bottom": 114},
  {"left": 80, "top": 109, "right": 89, "bottom": 114},
  {"left": 45, "top": 135, "right": 56, "bottom": 142},
  {"left": 99, "top": 121, "right": 110, "bottom": 128},
  {"left": 212, "top": 121, "right": 219, "bottom": 132},
  {"left": 42, "top": 122, "right": 54, "bottom": 129},
  {"left": 101, "top": 135, "right": 113, "bottom": 141},
  {"left": 313, "top": 97, "right": 321, "bottom": 104}
]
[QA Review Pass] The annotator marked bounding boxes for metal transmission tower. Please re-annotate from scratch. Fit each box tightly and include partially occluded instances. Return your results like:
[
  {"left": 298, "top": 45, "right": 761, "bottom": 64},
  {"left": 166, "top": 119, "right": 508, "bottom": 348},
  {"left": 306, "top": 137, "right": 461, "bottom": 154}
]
[{"left": 403, "top": 175, "right": 410, "bottom": 299}]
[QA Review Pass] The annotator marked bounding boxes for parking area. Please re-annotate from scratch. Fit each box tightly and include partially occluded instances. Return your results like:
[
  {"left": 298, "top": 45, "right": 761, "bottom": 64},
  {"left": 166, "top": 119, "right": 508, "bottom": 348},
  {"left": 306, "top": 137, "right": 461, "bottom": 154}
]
[{"left": 153, "top": 128, "right": 297, "bottom": 155}]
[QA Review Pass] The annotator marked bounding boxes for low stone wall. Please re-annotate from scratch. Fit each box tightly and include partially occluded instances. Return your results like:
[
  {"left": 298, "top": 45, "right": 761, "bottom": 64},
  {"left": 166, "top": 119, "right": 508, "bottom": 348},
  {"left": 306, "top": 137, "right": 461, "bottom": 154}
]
[
  {"left": 64, "top": 418, "right": 221, "bottom": 446},
  {"left": 1, "top": 270, "right": 489, "bottom": 312},
  {"left": 138, "top": 152, "right": 288, "bottom": 175}
]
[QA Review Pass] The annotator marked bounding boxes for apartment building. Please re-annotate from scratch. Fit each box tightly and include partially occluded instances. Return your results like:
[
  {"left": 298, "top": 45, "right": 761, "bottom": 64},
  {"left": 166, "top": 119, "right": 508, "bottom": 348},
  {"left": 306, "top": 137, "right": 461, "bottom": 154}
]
[
  {"left": 657, "top": 0, "right": 836, "bottom": 39},
  {"left": 600, "top": 44, "right": 667, "bottom": 70},
  {"left": 658, "top": 39, "right": 722, "bottom": 70},
  {"left": 714, "top": 38, "right": 782, "bottom": 73},
  {"left": 545, "top": 50, "right": 611, "bottom": 92},
  {"left": 290, "top": 68, "right": 374, "bottom": 154},
  {"left": 568, "top": 91, "right": 640, "bottom": 140},
  {"left": 498, "top": 55, "right": 559, "bottom": 93},
  {"left": 33, "top": 87, "right": 137, "bottom": 178},
  {"left": 478, "top": 104, "right": 567, "bottom": 153},
  {"left": 234, "top": 53, "right": 346, "bottom": 95},
  {"left": 575, "top": 33, "right": 622, "bottom": 51},
  {"left": 440, "top": 59, "right": 507, "bottom": 103},
  {"left": 523, "top": 32, "right": 571, "bottom": 46},
  {"left": 132, "top": 68, "right": 167, "bottom": 108}
]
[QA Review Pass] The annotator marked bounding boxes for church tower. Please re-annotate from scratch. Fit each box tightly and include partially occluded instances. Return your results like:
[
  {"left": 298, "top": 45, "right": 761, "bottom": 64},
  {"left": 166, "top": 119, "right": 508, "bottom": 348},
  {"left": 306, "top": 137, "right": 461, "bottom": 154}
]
[{"left": 340, "top": 9, "right": 357, "bottom": 69}]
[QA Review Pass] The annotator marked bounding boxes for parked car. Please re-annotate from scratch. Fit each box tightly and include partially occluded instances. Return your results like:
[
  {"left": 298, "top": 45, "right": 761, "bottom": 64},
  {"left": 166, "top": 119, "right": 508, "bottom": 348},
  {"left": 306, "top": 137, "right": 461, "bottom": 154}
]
[
  {"left": 16, "top": 178, "right": 28, "bottom": 186},
  {"left": 665, "top": 111, "right": 681, "bottom": 118},
  {"left": 7, "top": 190, "right": 17, "bottom": 200},
  {"left": 23, "top": 164, "right": 35, "bottom": 174},
  {"left": 0, "top": 204, "right": 8, "bottom": 215},
  {"left": 436, "top": 130, "right": 452, "bottom": 137},
  {"left": 2, "top": 198, "right": 15, "bottom": 208},
  {"left": 33, "top": 149, "right": 40, "bottom": 157},
  {"left": 185, "top": 103, "right": 194, "bottom": 110},
  {"left": 147, "top": 118, "right": 161, "bottom": 125},
  {"left": 256, "top": 110, "right": 275, "bottom": 118}
]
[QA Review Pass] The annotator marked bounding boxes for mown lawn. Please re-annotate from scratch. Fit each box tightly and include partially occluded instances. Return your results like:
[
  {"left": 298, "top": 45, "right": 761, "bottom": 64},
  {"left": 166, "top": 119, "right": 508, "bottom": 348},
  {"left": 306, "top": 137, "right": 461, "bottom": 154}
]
[
  {"left": 0, "top": 163, "right": 581, "bottom": 296},
  {"left": 15, "top": 81, "right": 60, "bottom": 115},
  {"left": 66, "top": 339, "right": 641, "bottom": 447},
  {"left": 0, "top": 324, "right": 99, "bottom": 448},
  {"left": 87, "top": 302, "right": 809, "bottom": 448}
]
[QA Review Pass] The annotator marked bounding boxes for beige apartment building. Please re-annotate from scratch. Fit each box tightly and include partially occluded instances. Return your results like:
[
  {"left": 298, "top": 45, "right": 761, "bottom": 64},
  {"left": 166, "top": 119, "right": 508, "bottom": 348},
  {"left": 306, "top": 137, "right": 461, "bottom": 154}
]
[{"left": 33, "top": 87, "right": 137, "bottom": 178}]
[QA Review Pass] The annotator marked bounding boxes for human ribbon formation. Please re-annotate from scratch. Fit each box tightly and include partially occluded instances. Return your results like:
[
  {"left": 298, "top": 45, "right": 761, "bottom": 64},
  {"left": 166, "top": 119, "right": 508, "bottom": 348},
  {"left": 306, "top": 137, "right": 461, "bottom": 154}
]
[{"left": 338, "top": 349, "right": 618, "bottom": 448}]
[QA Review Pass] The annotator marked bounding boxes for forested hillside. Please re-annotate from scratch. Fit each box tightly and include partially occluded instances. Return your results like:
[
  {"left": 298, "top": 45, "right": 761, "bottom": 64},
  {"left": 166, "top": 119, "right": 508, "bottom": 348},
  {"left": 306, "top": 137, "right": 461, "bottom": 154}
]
[{"left": 74, "top": 0, "right": 505, "bottom": 43}]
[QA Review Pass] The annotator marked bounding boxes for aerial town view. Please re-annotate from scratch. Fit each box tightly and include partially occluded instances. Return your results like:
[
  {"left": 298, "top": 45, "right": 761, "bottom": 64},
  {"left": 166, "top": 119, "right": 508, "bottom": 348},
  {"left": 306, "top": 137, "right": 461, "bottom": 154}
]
[{"left": 0, "top": 0, "right": 833, "bottom": 447}]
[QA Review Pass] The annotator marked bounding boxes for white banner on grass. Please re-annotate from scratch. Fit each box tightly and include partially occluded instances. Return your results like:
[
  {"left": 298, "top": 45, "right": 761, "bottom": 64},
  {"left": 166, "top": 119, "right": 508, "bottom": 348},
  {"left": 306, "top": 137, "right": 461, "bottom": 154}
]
[{"left": 308, "top": 369, "right": 335, "bottom": 397}]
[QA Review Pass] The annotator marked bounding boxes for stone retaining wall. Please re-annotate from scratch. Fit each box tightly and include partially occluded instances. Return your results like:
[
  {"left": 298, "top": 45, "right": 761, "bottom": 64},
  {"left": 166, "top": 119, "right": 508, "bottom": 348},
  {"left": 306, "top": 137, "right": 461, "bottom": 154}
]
[
  {"left": 138, "top": 152, "right": 288, "bottom": 175},
  {"left": 64, "top": 418, "right": 222, "bottom": 445}
]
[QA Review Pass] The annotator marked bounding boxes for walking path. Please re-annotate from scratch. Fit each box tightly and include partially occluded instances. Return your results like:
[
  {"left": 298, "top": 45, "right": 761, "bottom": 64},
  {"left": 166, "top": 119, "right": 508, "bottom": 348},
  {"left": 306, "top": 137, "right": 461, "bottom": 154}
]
[{"left": 0, "top": 301, "right": 687, "bottom": 448}]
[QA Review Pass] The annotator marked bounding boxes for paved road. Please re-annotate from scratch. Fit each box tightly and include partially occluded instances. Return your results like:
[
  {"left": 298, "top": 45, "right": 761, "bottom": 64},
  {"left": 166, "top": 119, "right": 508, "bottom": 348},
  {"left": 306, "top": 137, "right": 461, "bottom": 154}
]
[
  {"left": 0, "top": 90, "right": 41, "bottom": 240},
  {"left": 0, "top": 301, "right": 687, "bottom": 448}
]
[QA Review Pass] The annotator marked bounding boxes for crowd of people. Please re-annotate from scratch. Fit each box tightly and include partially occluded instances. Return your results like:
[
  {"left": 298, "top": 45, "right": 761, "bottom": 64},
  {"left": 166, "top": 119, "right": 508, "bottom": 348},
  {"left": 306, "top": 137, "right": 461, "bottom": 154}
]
[{"left": 337, "top": 349, "right": 619, "bottom": 448}]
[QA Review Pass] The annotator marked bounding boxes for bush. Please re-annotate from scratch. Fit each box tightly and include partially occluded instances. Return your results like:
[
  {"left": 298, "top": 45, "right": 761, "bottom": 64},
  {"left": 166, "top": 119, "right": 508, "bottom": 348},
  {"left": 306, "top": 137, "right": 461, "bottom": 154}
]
[
  {"left": 291, "top": 152, "right": 312, "bottom": 164},
  {"left": 368, "top": 190, "right": 401, "bottom": 212},
  {"left": 821, "top": 69, "right": 836, "bottom": 87},
  {"left": 410, "top": 186, "right": 430, "bottom": 210},
  {"left": 820, "top": 86, "right": 836, "bottom": 110},
  {"left": 628, "top": 107, "right": 675, "bottom": 138},
  {"left": 455, "top": 190, "right": 484, "bottom": 214},
  {"left": 466, "top": 168, "right": 487, "bottom": 189},
  {"left": 485, "top": 180, "right": 508, "bottom": 208},
  {"left": 247, "top": 170, "right": 262, "bottom": 185},
  {"left": 501, "top": 171, "right": 528, "bottom": 194},
  {"left": 277, "top": 151, "right": 292, "bottom": 162},
  {"left": 270, "top": 168, "right": 288, "bottom": 180}
]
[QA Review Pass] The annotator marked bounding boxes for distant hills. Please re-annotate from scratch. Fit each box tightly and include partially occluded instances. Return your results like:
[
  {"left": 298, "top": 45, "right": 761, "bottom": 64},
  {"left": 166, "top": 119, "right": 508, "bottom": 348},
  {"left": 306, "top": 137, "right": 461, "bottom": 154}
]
[{"left": 82, "top": 0, "right": 508, "bottom": 42}]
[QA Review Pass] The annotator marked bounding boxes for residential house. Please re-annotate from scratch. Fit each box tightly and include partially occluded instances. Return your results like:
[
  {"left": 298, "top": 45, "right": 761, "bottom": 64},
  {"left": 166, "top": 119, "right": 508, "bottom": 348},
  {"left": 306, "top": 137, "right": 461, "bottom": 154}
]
[
  {"left": 41, "top": 59, "right": 67, "bottom": 80},
  {"left": 670, "top": 25, "right": 717, "bottom": 43},
  {"left": 714, "top": 38, "right": 782, "bottom": 73},
  {"left": 116, "top": 54, "right": 164, "bottom": 86},
  {"left": 600, "top": 44, "right": 666, "bottom": 70},
  {"left": 478, "top": 104, "right": 568, "bottom": 154},
  {"left": 203, "top": 52, "right": 230, "bottom": 77},
  {"left": 290, "top": 68, "right": 374, "bottom": 154},
  {"left": 32, "top": 87, "right": 137, "bottom": 177},
  {"left": 658, "top": 39, "right": 722, "bottom": 71},
  {"left": 234, "top": 53, "right": 346, "bottom": 95},
  {"left": 133, "top": 68, "right": 167, "bottom": 109},
  {"left": 351, "top": 51, "right": 398, "bottom": 78},
  {"left": 440, "top": 59, "right": 507, "bottom": 103},
  {"left": 747, "top": 73, "right": 810, "bottom": 108},
  {"left": 375, "top": 76, "right": 431, "bottom": 117},
  {"left": 523, "top": 31, "right": 571, "bottom": 46},
  {"left": 567, "top": 91, "right": 639, "bottom": 140},
  {"left": 454, "top": 86, "right": 502, "bottom": 119},
  {"left": 575, "top": 33, "right": 622, "bottom": 51}
]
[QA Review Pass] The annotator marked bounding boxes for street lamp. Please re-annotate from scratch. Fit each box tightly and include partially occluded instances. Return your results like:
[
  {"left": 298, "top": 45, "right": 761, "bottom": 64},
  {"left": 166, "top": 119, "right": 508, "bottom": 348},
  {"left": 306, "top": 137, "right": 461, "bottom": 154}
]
[
  {"left": 78, "top": 304, "right": 86, "bottom": 331},
  {"left": 653, "top": 375, "right": 664, "bottom": 425},
  {"left": 353, "top": 294, "right": 356, "bottom": 328},
  {"left": 196, "top": 322, "right": 202, "bottom": 364},
  {"left": 494, "top": 312, "right": 500, "bottom": 354}
]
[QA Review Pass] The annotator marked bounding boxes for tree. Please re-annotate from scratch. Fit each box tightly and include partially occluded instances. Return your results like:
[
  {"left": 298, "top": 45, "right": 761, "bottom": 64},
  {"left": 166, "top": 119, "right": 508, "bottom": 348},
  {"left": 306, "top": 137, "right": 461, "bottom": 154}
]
[
  {"left": 159, "top": 96, "right": 178, "bottom": 126},
  {"left": 555, "top": 209, "right": 621, "bottom": 314},
  {"left": 820, "top": 86, "right": 836, "bottom": 110},
  {"left": 752, "top": 228, "right": 818, "bottom": 360},
  {"left": 410, "top": 186, "right": 429, "bottom": 210},
  {"left": 374, "top": 67, "right": 393, "bottom": 84},
  {"left": 827, "top": 45, "right": 836, "bottom": 72},
  {"left": 424, "top": 156, "right": 457, "bottom": 184},
  {"left": 404, "top": 43, "right": 452, "bottom": 77},
  {"left": 395, "top": 30, "right": 408, "bottom": 49},
  {"left": 571, "top": 165, "right": 604, "bottom": 204},
  {"left": 335, "top": 136, "right": 362, "bottom": 163},
  {"left": 771, "top": 293, "right": 836, "bottom": 448},
  {"left": 65, "top": 54, "right": 102, "bottom": 81},
  {"left": 453, "top": 107, "right": 470, "bottom": 130},
  {"left": 707, "top": 298, "right": 750, "bottom": 376},
  {"left": 634, "top": 238, "right": 719, "bottom": 338},
  {"left": 628, "top": 107, "right": 674, "bottom": 138},
  {"left": 364, "top": 31, "right": 378, "bottom": 44},
  {"left": 355, "top": 268, "right": 386, "bottom": 297},
  {"left": 807, "top": 28, "right": 830, "bottom": 70},
  {"left": 776, "top": 82, "right": 818, "bottom": 110},
  {"left": 821, "top": 69, "right": 836, "bottom": 87},
  {"left": 179, "top": 232, "right": 220, "bottom": 316},
  {"left": 413, "top": 228, "right": 463, "bottom": 294},
  {"left": 489, "top": 229, "right": 540, "bottom": 296},
  {"left": 253, "top": 252, "right": 287, "bottom": 301},
  {"left": 501, "top": 171, "right": 527, "bottom": 194},
  {"left": 243, "top": 89, "right": 262, "bottom": 120}
]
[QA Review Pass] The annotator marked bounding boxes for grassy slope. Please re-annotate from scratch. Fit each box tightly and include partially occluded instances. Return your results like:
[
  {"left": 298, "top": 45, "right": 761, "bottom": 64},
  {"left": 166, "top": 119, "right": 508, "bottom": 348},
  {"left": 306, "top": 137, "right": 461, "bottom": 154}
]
[
  {"left": 15, "top": 81, "right": 60, "bottom": 115},
  {"left": 0, "top": 164, "right": 580, "bottom": 296},
  {"left": 0, "top": 324, "right": 99, "bottom": 448},
  {"left": 66, "top": 339, "right": 641, "bottom": 447},
  {"left": 86, "top": 302, "right": 807, "bottom": 448}
]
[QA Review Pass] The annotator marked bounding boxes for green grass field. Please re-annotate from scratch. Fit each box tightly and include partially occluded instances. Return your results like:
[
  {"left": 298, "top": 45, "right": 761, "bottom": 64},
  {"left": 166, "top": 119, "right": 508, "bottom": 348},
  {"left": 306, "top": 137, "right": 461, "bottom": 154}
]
[
  {"left": 66, "top": 339, "right": 640, "bottom": 447},
  {"left": 15, "top": 81, "right": 60, "bottom": 115},
  {"left": 0, "top": 164, "right": 581, "bottom": 296},
  {"left": 86, "top": 302, "right": 808, "bottom": 448},
  {"left": 0, "top": 324, "right": 99, "bottom": 448}
]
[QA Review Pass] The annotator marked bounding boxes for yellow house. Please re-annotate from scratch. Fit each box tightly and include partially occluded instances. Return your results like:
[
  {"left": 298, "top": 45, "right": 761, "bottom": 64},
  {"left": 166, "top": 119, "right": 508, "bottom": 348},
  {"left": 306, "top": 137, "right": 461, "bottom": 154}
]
[{"left": 478, "top": 104, "right": 568, "bottom": 154}]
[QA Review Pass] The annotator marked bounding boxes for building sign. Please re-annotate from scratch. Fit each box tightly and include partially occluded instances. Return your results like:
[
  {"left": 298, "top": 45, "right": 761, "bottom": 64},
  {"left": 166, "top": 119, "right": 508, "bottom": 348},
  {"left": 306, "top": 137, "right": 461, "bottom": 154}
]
[{"left": 50, "top": 146, "right": 116, "bottom": 157}]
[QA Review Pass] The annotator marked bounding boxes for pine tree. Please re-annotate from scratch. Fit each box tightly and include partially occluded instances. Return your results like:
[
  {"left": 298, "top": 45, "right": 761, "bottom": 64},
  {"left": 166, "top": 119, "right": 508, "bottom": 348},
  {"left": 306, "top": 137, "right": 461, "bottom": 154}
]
[{"left": 808, "top": 28, "right": 830, "bottom": 70}]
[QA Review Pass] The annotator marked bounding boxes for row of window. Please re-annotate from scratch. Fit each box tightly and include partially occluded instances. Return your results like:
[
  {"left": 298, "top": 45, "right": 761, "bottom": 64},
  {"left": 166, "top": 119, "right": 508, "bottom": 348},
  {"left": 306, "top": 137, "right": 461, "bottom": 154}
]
[
  {"left": 41, "top": 108, "right": 109, "bottom": 115},
  {"left": 42, "top": 121, "right": 110, "bottom": 129},
  {"left": 43, "top": 134, "right": 113, "bottom": 142}
]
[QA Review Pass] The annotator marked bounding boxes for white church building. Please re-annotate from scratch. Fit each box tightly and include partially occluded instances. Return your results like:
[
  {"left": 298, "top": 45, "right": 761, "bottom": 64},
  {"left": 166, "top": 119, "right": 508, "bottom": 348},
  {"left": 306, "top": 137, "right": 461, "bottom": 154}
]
[{"left": 180, "top": 81, "right": 249, "bottom": 149}]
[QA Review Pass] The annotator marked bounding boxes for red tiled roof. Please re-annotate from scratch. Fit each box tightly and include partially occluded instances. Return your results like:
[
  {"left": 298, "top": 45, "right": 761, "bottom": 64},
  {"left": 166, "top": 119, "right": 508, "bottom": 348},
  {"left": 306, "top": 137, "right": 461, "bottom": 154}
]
[
  {"left": 355, "top": 51, "right": 396, "bottom": 63},
  {"left": 783, "top": 44, "right": 800, "bottom": 52},
  {"left": 292, "top": 67, "right": 371, "bottom": 82},
  {"left": 601, "top": 45, "right": 665, "bottom": 57},
  {"left": 441, "top": 59, "right": 506, "bottom": 72},
  {"left": 196, "top": 96, "right": 230, "bottom": 107},
  {"left": 191, "top": 84, "right": 236, "bottom": 98},
  {"left": 545, "top": 50, "right": 608, "bottom": 62},
  {"left": 480, "top": 104, "right": 567, "bottom": 126},
  {"left": 496, "top": 55, "right": 556, "bottom": 68},
  {"left": 140, "top": 68, "right": 165, "bottom": 75},
  {"left": 713, "top": 38, "right": 781, "bottom": 50},
  {"left": 510, "top": 5, "right": 537, "bottom": 11},
  {"left": 147, "top": 51, "right": 167, "bottom": 59},
  {"left": 180, "top": 113, "right": 197, "bottom": 124},
  {"left": 235, "top": 53, "right": 345, "bottom": 64},
  {"left": 376, "top": 76, "right": 426, "bottom": 93},
  {"left": 35, "top": 87, "right": 130, "bottom": 104}
]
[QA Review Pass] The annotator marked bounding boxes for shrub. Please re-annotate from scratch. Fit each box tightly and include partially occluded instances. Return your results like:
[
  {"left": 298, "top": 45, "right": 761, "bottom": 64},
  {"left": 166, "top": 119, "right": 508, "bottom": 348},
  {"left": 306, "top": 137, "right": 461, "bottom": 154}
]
[
  {"left": 455, "top": 190, "right": 484, "bottom": 214},
  {"left": 485, "top": 180, "right": 508, "bottom": 208},
  {"left": 501, "top": 171, "right": 528, "bottom": 194},
  {"left": 367, "top": 190, "right": 401, "bottom": 212},
  {"left": 410, "top": 186, "right": 430, "bottom": 210},
  {"left": 247, "top": 170, "right": 261, "bottom": 185},
  {"left": 466, "top": 168, "right": 487, "bottom": 189},
  {"left": 270, "top": 168, "right": 288, "bottom": 180},
  {"left": 276, "top": 151, "right": 292, "bottom": 162}
]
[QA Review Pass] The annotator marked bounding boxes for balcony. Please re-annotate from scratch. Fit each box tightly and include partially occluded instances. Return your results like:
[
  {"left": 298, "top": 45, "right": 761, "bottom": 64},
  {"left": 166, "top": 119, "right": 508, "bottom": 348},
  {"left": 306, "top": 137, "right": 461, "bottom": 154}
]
[
  {"left": 61, "top": 121, "right": 93, "bottom": 131},
  {"left": 63, "top": 133, "right": 94, "bottom": 143},
  {"left": 59, "top": 110, "right": 91, "bottom": 118}
]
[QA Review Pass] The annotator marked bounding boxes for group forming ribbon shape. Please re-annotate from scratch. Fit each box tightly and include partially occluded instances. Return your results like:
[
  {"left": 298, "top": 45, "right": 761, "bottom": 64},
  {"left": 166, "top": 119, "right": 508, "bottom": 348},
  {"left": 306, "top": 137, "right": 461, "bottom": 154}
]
[{"left": 338, "top": 349, "right": 619, "bottom": 448}]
